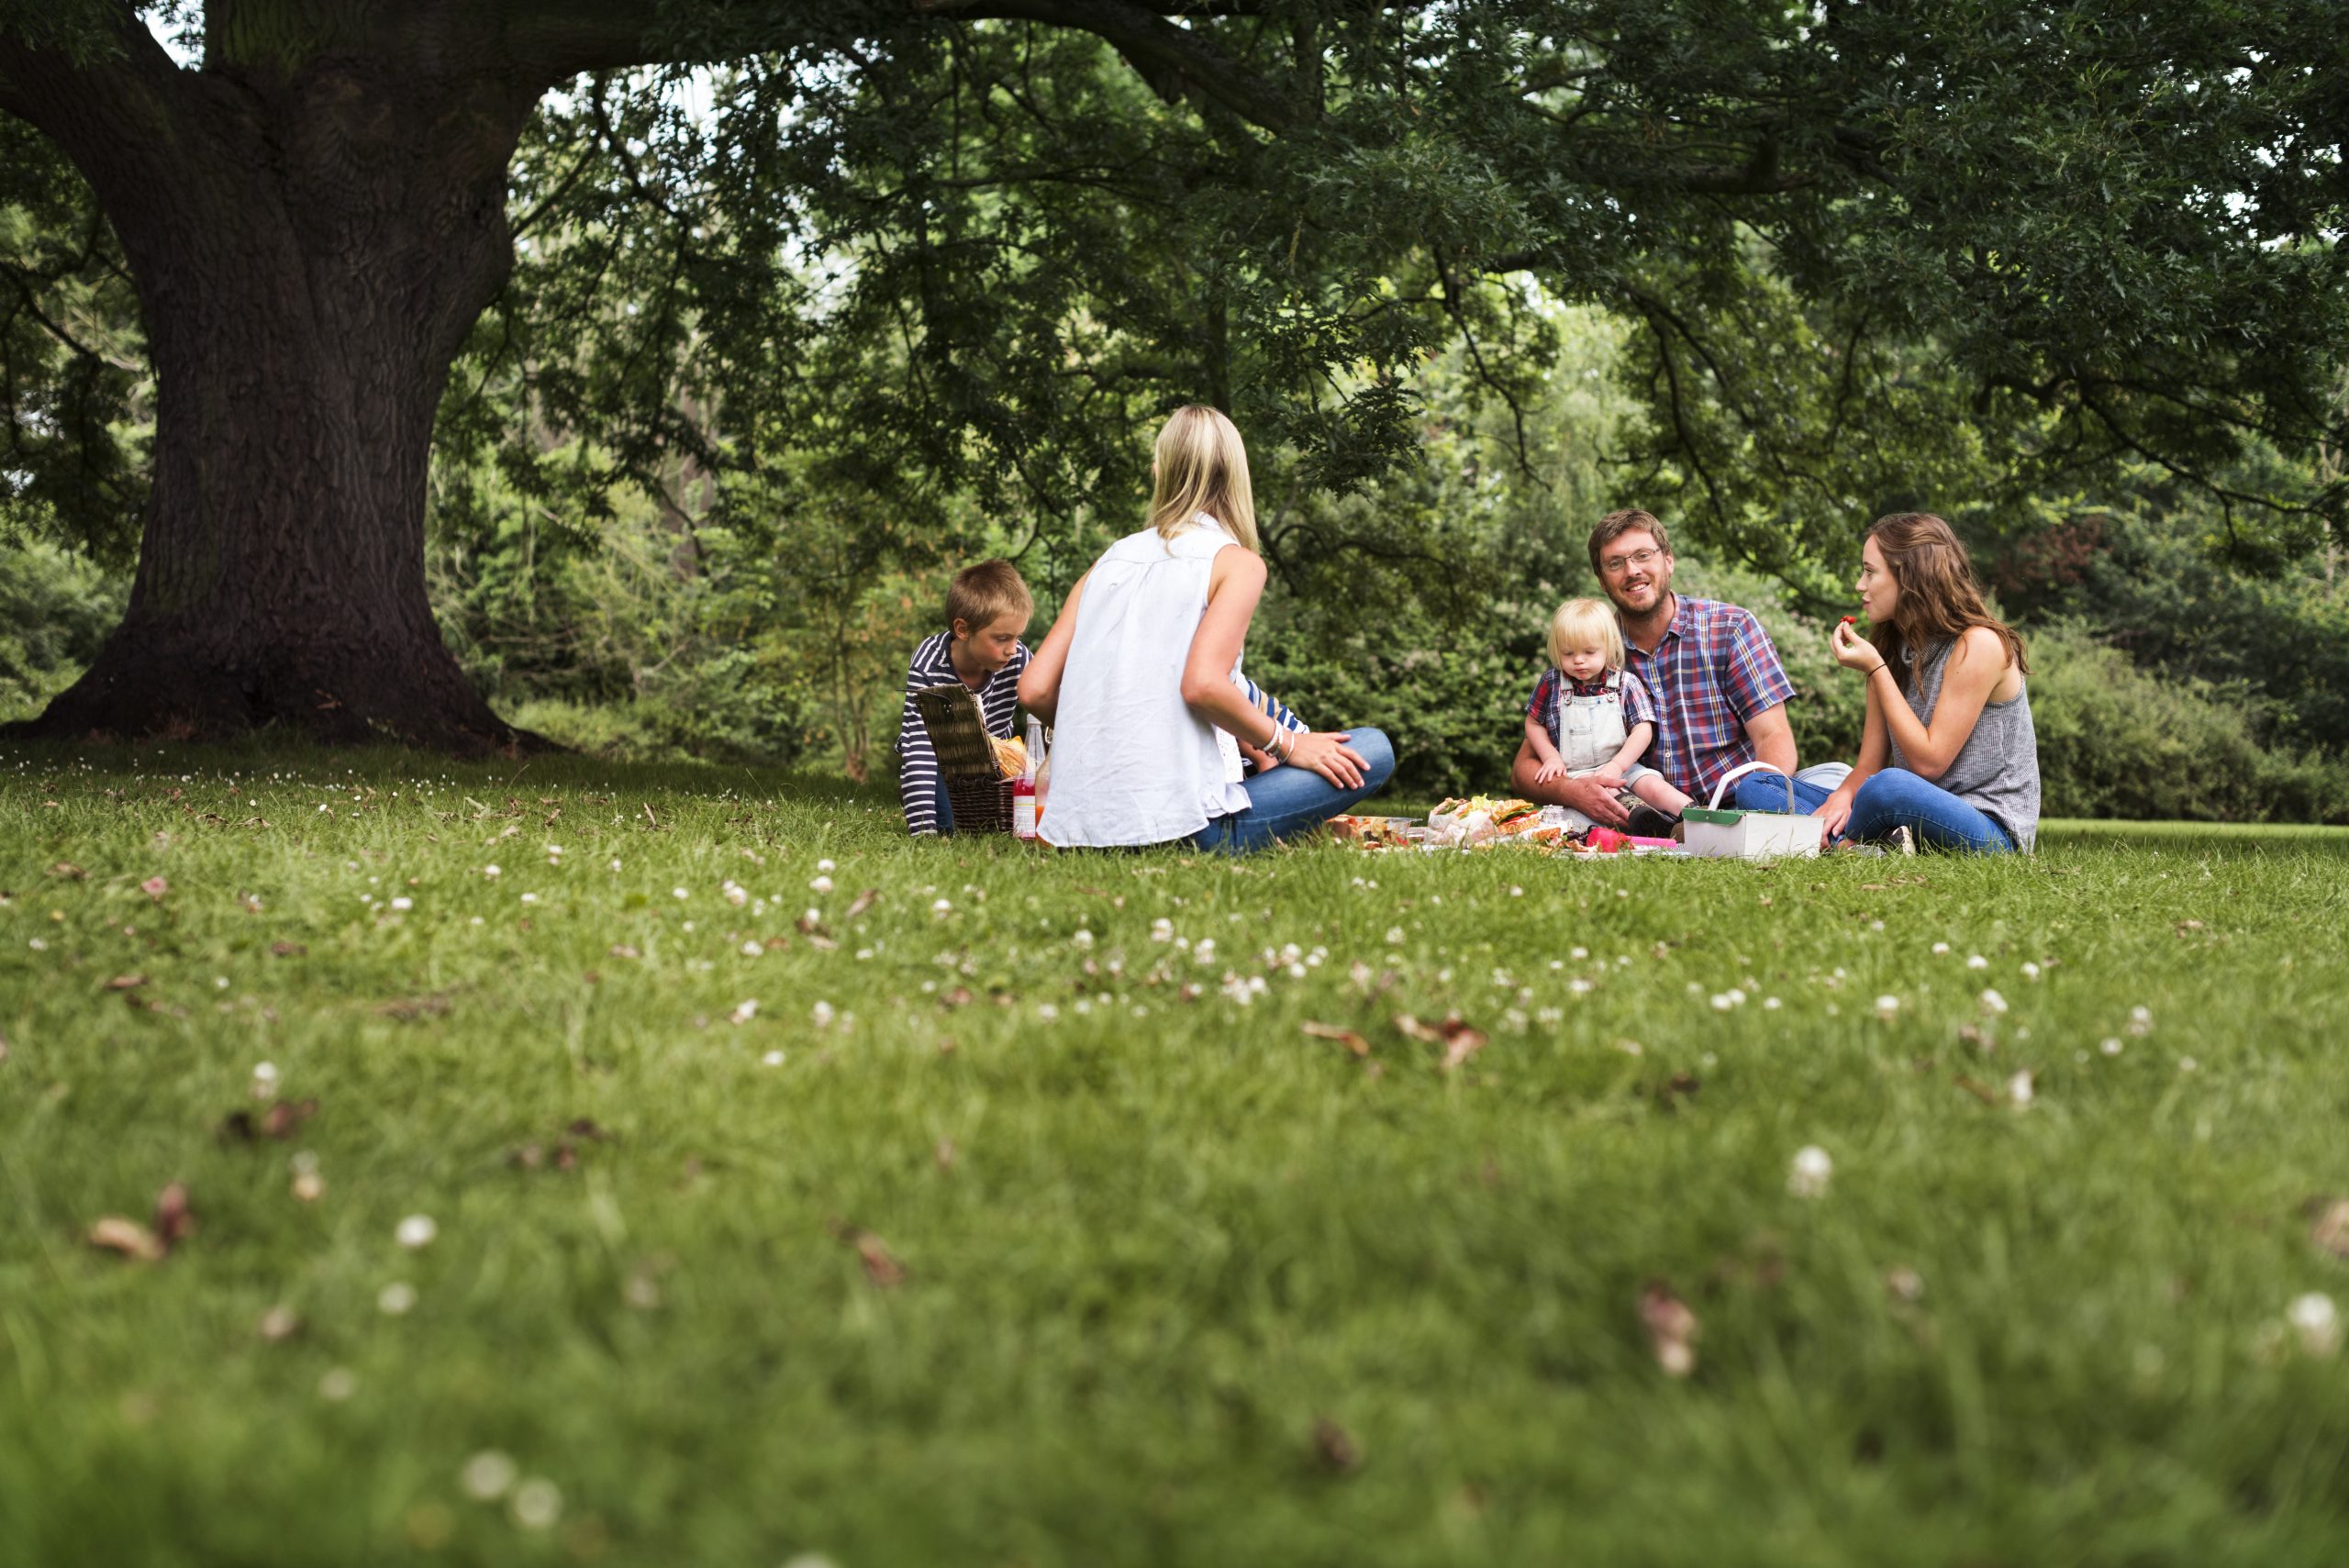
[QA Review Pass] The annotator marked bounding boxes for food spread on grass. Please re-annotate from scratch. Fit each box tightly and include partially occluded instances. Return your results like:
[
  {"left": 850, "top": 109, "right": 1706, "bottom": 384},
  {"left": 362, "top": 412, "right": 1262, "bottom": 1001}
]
[{"left": 1333, "top": 797, "right": 1686, "bottom": 856}]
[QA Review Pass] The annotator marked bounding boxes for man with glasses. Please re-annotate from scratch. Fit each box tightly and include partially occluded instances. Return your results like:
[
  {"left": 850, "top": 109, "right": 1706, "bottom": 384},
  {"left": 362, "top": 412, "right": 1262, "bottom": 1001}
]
[{"left": 1512, "top": 508, "right": 1836, "bottom": 828}]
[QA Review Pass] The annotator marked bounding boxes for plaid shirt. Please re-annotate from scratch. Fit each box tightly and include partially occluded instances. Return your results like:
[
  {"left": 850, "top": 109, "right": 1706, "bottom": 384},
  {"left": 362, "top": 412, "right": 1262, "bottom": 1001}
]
[
  {"left": 1525, "top": 668, "right": 1655, "bottom": 746},
  {"left": 1620, "top": 595, "right": 1795, "bottom": 801}
]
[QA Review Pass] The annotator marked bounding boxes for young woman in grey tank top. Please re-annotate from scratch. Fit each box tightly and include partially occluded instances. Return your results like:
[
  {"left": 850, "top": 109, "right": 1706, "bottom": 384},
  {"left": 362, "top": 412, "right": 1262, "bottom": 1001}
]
[{"left": 1810, "top": 512, "right": 2041, "bottom": 852}]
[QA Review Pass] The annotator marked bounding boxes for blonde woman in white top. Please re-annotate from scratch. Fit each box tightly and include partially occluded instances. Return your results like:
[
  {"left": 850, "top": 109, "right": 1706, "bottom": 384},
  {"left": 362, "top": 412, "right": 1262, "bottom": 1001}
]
[{"left": 1019, "top": 406, "right": 1396, "bottom": 851}]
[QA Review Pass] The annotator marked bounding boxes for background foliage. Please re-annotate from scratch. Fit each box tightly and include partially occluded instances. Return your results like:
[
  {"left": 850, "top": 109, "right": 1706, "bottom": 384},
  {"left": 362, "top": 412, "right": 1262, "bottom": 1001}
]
[{"left": 2, "top": 11, "right": 2346, "bottom": 817}]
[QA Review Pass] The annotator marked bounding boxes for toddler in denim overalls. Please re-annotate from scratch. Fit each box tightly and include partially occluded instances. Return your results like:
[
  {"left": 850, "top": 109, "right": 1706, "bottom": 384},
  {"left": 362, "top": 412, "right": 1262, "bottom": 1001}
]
[{"left": 1523, "top": 597, "right": 1693, "bottom": 825}]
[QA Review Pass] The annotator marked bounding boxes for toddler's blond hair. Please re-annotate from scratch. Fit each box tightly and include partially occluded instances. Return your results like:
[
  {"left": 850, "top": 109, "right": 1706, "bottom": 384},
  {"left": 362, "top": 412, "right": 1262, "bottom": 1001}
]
[{"left": 1545, "top": 596, "right": 1625, "bottom": 672}]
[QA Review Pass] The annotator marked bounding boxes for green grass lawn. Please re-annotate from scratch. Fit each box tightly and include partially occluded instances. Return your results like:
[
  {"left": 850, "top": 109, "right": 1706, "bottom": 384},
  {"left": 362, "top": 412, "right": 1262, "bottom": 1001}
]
[{"left": 5, "top": 743, "right": 2349, "bottom": 1566}]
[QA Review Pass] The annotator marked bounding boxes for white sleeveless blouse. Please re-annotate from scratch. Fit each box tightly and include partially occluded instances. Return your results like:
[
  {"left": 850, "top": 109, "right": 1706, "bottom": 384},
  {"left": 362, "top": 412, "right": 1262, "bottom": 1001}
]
[{"left": 1042, "top": 517, "right": 1252, "bottom": 847}]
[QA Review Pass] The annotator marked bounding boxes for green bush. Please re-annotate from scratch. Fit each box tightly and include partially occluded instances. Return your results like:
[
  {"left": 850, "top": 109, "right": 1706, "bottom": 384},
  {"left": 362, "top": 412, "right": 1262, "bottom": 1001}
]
[
  {"left": 2026, "top": 620, "right": 2349, "bottom": 823},
  {"left": 0, "top": 540, "right": 123, "bottom": 722}
]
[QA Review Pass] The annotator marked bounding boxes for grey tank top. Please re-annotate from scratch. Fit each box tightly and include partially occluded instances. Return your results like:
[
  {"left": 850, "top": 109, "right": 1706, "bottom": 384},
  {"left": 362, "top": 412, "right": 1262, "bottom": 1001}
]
[{"left": 1888, "top": 637, "right": 2041, "bottom": 851}]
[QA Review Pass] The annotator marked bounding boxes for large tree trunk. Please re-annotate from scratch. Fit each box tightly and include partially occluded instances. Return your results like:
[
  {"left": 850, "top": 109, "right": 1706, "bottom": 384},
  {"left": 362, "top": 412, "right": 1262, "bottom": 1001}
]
[{"left": 2, "top": 20, "right": 547, "bottom": 753}]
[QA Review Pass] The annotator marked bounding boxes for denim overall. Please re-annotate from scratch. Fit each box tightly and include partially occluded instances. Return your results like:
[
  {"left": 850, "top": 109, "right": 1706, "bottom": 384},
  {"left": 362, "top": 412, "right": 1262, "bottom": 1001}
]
[{"left": 1553, "top": 672, "right": 1631, "bottom": 773}]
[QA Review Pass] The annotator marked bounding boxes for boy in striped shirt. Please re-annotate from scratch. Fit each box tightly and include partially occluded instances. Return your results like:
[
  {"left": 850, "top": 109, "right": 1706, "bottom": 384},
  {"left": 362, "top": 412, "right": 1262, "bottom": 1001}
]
[{"left": 896, "top": 561, "right": 1033, "bottom": 835}]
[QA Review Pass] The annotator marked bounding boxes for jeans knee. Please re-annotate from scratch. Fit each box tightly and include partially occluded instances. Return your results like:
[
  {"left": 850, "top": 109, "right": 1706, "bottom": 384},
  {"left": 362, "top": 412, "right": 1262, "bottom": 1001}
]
[
  {"left": 1347, "top": 727, "right": 1397, "bottom": 791},
  {"left": 1854, "top": 769, "right": 1916, "bottom": 809},
  {"left": 1732, "top": 776, "right": 1789, "bottom": 812}
]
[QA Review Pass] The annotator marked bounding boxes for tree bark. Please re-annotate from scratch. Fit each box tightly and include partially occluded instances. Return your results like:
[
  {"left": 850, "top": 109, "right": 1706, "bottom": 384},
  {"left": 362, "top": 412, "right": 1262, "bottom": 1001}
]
[
  {"left": 0, "top": 0, "right": 1303, "bottom": 752},
  {"left": 1, "top": 9, "right": 549, "bottom": 752}
]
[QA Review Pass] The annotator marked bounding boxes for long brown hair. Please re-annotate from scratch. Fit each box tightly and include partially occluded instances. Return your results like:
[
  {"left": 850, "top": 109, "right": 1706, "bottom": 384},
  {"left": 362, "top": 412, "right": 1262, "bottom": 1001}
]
[{"left": 1865, "top": 513, "right": 2029, "bottom": 690}]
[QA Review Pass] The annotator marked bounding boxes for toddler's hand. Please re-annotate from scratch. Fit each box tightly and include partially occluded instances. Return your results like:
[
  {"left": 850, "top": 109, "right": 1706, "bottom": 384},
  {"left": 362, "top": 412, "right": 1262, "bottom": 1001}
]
[{"left": 1533, "top": 760, "right": 1564, "bottom": 785}]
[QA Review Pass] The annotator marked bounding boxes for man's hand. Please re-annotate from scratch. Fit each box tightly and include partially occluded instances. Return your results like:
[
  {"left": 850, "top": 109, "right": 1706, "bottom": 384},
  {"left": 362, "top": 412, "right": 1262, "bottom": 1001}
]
[
  {"left": 1592, "top": 765, "right": 1625, "bottom": 789},
  {"left": 1511, "top": 740, "right": 1631, "bottom": 828},
  {"left": 1555, "top": 773, "right": 1632, "bottom": 827}
]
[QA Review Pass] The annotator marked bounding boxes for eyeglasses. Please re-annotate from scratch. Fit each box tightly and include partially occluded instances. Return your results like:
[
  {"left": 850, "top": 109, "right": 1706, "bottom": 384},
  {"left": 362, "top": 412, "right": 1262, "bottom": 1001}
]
[{"left": 1601, "top": 548, "right": 1663, "bottom": 575}]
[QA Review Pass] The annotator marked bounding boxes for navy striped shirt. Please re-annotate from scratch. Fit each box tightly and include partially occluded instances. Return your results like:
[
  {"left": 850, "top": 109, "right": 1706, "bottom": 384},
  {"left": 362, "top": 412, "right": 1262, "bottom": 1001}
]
[{"left": 896, "top": 632, "right": 1031, "bottom": 835}]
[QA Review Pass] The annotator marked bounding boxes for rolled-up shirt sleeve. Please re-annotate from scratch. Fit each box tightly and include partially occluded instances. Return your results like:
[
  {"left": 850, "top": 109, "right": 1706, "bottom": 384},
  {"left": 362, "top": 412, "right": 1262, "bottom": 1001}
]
[{"left": 1723, "top": 609, "right": 1797, "bottom": 721}]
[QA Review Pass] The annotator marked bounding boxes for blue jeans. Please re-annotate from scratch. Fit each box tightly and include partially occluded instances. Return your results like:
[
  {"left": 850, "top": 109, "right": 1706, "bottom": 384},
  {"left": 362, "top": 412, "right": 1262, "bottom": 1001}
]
[
  {"left": 1183, "top": 727, "right": 1398, "bottom": 854},
  {"left": 1733, "top": 766, "right": 2014, "bottom": 853},
  {"left": 929, "top": 775, "right": 956, "bottom": 835}
]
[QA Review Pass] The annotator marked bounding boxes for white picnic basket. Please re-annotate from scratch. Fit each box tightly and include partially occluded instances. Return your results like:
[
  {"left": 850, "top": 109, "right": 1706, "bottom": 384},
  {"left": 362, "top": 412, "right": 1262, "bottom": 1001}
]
[{"left": 1680, "top": 762, "right": 1824, "bottom": 861}]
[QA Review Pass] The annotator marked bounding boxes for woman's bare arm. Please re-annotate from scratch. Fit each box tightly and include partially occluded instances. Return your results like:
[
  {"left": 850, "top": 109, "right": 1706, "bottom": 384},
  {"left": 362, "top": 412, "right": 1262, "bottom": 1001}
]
[{"left": 1015, "top": 572, "right": 1087, "bottom": 723}]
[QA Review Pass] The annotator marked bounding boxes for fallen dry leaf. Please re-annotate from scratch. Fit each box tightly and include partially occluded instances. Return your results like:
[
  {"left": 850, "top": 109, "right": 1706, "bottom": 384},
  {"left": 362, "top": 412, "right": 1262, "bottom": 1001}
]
[
  {"left": 1302, "top": 1020, "right": 1372, "bottom": 1058},
  {"left": 88, "top": 1182, "right": 194, "bottom": 1262},
  {"left": 153, "top": 1182, "right": 195, "bottom": 1250},
  {"left": 1952, "top": 1074, "right": 2002, "bottom": 1106},
  {"left": 373, "top": 995, "right": 451, "bottom": 1020},
  {"left": 104, "top": 974, "right": 148, "bottom": 992},
  {"left": 1397, "top": 1013, "right": 1489, "bottom": 1070},
  {"left": 217, "top": 1097, "right": 319, "bottom": 1143},
  {"left": 49, "top": 862, "right": 85, "bottom": 880},
  {"left": 271, "top": 941, "right": 306, "bottom": 958},
  {"left": 1640, "top": 1282, "right": 1699, "bottom": 1376},
  {"left": 941, "top": 985, "right": 974, "bottom": 1009},
  {"left": 89, "top": 1217, "right": 165, "bottom": 1261},
  {"left": 2310, "top": 1199, "right": 2349, "bottom": 1261},
  {"left": 829, "top": 1221, "right": 904, "bottom": 1288},
  {"left": 845, "top": 887, "right": 880, "bottom": 921},
  {"left": 934, "top": 1137, "right": 957, "bottom": 1170},
  {"left": 1312, "top": 1418, "right": 1363, "bottom": 1473},
  {"left": 607, "top": 943, "right": 641, "bottom": 960}
]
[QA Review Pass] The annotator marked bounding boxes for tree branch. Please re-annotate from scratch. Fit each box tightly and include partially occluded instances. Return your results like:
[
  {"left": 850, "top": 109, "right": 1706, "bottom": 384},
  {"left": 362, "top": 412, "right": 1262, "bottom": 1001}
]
[
  {"left": 0, "top": 1, "right": 194, "bottom": 191},
  {"left": 500, "top": 0, "right": 1299, "bottom": 131}
]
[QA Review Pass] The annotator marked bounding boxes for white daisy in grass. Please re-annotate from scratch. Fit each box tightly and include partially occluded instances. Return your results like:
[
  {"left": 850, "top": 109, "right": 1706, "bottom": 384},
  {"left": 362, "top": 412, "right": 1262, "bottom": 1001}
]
[
  {"left": 1787, "top": 1146, "right": 1832, "bottom": 1198},
  {"left": 395, "top": 1215, "right": 437, "bottom": 1250},
  {"left": 461, "top": 1451, "right": 517, "bottom": 1502},
  {"left": 1875, "top": 995, "right": 1901, "bottom": 1020},
  {"left": 509, "top": 1478, "right": 562, "bottom": 1529},
  {"left": 2290, "top": 1293, "right": 2342, "bottom": 1358}
]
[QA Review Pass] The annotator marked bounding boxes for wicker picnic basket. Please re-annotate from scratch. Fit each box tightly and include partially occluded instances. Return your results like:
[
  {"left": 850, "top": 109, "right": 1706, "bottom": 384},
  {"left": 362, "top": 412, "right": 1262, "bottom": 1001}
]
[{"left": 912, "top": 683, "right": 1016, "bottom": 835}]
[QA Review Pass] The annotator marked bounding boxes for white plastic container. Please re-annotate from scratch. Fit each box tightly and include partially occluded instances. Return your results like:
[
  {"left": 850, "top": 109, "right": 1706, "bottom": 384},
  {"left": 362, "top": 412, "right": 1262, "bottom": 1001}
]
[{"left": 1680, "top": 762, "right": 1824, "bottom": 861}]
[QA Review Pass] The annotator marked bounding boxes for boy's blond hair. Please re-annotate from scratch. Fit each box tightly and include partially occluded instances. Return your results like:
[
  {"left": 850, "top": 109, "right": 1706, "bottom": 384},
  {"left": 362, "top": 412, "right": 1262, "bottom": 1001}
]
[
  {"left": 1546, "top": 596, "right": 1625, "bottom": 672},
  {"left": 1146, "top": 404, "right": 1260, "bottom": 552},
  {"left": 946, "top": 559, "right": 1033, "bottom": 634}
]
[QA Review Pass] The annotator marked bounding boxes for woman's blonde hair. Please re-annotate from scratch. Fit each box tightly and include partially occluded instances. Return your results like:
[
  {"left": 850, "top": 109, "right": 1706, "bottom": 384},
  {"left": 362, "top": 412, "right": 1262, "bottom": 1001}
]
[
  {"left": 1546, "top": 596, "right": 1625, "bottom": 672},
  {"left": 1147, "top": 405, "right": 1259, "bottom": 552}
]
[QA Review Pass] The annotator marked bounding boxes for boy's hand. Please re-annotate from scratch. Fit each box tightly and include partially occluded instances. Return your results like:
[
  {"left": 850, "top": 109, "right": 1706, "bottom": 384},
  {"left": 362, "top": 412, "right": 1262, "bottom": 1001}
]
[{"left": 1533, "top": 760, "right": 1564, "bottom": 784}]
